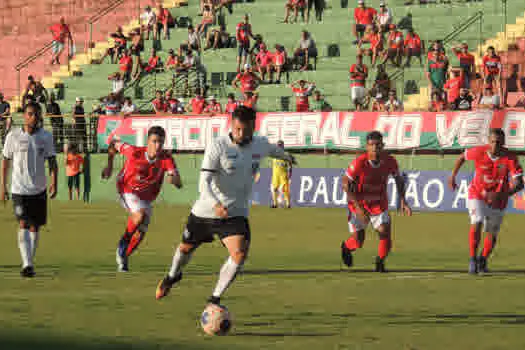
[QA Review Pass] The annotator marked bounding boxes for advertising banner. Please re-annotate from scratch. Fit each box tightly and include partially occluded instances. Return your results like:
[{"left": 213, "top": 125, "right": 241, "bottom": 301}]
[
  {"left": 252, "top": 169, "right": 525, "bottom": 214},
  {"left": 97, "top": 110, "right": 525, "bottom": 151}
]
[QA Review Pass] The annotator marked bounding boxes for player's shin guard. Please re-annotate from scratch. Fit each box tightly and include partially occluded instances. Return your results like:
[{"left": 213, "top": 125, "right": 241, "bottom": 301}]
[
  {"left": 126, "top": 232, "right": 146, "bottom": 257},
  {"left": 469, "top": 226, "right": 481, "bottom": 258},
  {"left": 212, "top": 256, "right": 243, "bottom": 299},
  {"left": 18, "top": 229, "right": 32, "bottom": 268},
  {"left": 29, "top": 231, "right": 39, "bottom": 259},
  {"left": 482, "top": 233, "right": 497, "bottom": 258},
  {"left": 378, "top": 235, "right": 392, "bottom": 260}
]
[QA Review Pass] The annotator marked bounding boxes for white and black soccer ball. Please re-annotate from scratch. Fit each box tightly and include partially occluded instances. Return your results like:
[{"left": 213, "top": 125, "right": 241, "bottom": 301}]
[{"left": 200, "top": 303, "right": 232, "bottom": 336}]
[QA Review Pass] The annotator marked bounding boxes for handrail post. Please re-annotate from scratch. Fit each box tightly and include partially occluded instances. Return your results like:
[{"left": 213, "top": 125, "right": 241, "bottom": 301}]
[
  {"left": 17, "top": 69, "right": 21, "bottom": 110},
  {"left": 89, "top": 22, "right": 93, "bottom": 60},
  {"left": 479, "top": 12, "right": 483, "bottom": 58},
  {"left": 503, "top": 0, "right": 507, "bottom": 40}
]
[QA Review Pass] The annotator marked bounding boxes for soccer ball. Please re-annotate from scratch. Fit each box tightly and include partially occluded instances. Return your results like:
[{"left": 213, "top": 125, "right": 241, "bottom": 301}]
[{"left": 200, "top": 303, "right": 232, "bottom": 336}]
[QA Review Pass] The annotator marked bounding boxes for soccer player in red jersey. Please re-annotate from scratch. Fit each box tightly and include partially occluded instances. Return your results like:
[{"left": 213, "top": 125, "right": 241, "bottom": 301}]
[
  {"left": 102, "top": 126, "right": 183, "bottom": 272},
  {"left": 290, "top": 79, "right": 315, "bottom": 112},
  {"left": 449, "top": 129, "right": 524, "bottom": 274},
  {"left": 341, "top": 131, "right": 412, "bottom": 272}
]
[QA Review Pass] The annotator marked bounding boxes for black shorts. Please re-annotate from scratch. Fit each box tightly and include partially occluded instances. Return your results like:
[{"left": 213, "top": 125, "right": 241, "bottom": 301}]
[
  {"left": 12, "top": 191, "right": 47, "bottom": 227},
  {"left": 68, "top": 174, "right": 80, "bottom": 189},
  {"left": 356, "top": 24, "right": 366, "bottom": 35},
  {"left": 182, "top": 213, "right": 251, "bottom": 245},
  {"left": 238, "top": 43, "right": 250, "bottom": 57}
]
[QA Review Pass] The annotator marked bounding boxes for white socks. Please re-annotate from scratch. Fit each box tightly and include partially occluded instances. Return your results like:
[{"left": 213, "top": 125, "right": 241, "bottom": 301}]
[
  {"left": 30, "top": 231, "right": 39, "bottom": 259},
  {"left": 212, "top": 256, "right": 243, "bottom": 298},
  {"left": 168, "top": 247, "right": 192, "bottom": 278},
  {"left": 18, "top": 229, "right": 32, "bottom": 268}
]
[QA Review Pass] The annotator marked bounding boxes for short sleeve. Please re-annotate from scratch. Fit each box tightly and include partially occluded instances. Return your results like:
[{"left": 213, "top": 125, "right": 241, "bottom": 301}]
[
  {"left": 2, "top": 131, "right": 13, "bottom": 159},
  {"left": 508, "top": 155, "right": 524, "bottom": 178},
  {"left": 464, "top": 146, "right": 482, "bottom": 161},
  {"left": 117, "top": 143, "right": 135, "bottom": 158},
  {"left": 44, "top": 133, "right": 55, "bottom": 158},
  {"left": 345, "top": 158, "right": 362, "bottom": 181},
  {"left": 201, "top": 140, "right": 221, "bottom": 172},
  {"left": 162, "top": 155, "right": 176, "bottom": 175}
]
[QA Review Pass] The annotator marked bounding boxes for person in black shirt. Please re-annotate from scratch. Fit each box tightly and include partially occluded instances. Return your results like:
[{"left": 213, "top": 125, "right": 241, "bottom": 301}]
[
  {"left": 0, "top": 92, "right": 11, "bottom": 146},
  {"left": 452, "top": 88, "right": 475, "bottom": 111},
  {"left": 72, "top": 97, "right": 87, "bottom": 153},
  {"left": 46, "top": 93, "right": 63, "bottom": 152}
]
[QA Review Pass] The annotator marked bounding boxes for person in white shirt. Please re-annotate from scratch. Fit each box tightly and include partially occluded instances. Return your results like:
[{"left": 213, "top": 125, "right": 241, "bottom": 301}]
[
  {"left": 121, "top": 97, "right": 138, "bottom": 116},
  {"left": 140, "top": 6, "right": 157, "bottom": 40},
  {"left": 155, "top": 106, "right": 296, "bottom": 306},
  {"left": 376, "top": 2, "right": 393, "bottom": 33},
  {"left": 478, "top": 88, "right": 500, "bottom": 110},
  {"left": 1, "top": 102, "right": 58, "bottom": 278},
  {"left": 385, "top": 90, "right": 404, "bottom": 112}
]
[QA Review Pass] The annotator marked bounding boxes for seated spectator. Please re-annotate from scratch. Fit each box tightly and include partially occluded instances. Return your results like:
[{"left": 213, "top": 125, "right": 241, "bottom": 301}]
[
  {"left": 152, "top": 90, "right": 168, "bottom": 113},
  {"left": 198, "top": 5, "right": 215, "bottom": 36},
  {"left": 140, "top": 6, "right": 156, "bottom": 40},
  {"left": 385, "top": 90, "right": 404, "bottom": 112},
  {"left": 290, "top": 79, "right": 315, "bottom": 112},
  {"left": 121, "top": 97, "right": 137, "bottom": 116},
  {"left": 156, "top": 4, "right": 172, "bottom": 40},
  {"left": 353, "top": 0, "right": 377, "bottom": 44},
  {"left": 452, "top": 43, "right": 475, "bottom": 88},
  {"left": 376, "top": 1, "right": 393, "bottom": 33},
  {"left": 310, "top": 90, "right": 332, "bottom": 111},
  {"left": 181, "top": 49, "right": 200, "bottom": 72},
  {"left": 249, "top": 35, "right": 265, "bottom": 66},
  {"left": 165, "top": 90, "right": 177, "bottom": 107},
  {"left": 482, "top": 46, "right": 502, "bottom": 96},
  {"left": 429, "top": 90, "right": 447, "bottom": 112},
  {"left": 232, "top": 64, "right": 262, "bottom": 95},
  {"left": 373, "top": 64, "right": 391, "bottom": 98},
  {"left": 205, "top": 24, "right": 230, "bottom": 50},
  {"left": 444, "top": 69, "right": 462, "bottom": 107},
  {"left": 189, "top": 93, "right": 206, "bottom": 114},
  {"left": 104, "top": 93, "right": 121, "bottom": 115},
  {"left": 294, "top": 30, "right": 318, "bottom": 71},
  {"left": 166, "top": 49, "right": 181, "bottom": 70},
  {"left": 224, "top": 93, "right": 239, "bottom": 114},
  {"left": 97, "top": 26, "right": 128, "bottom": 64},
  {"left": 118, "top": 49, "right": 133, "bottom": 81},
  {"left": 204, "top": 96, "right": 223, "bottom": 114},
  {"left": 371, "top": 92, "right": 386, "bottom": 111},
  {"left": 169, "top": 97, "right": 185, "bottom": 114},
  {"left": 359, "top": 25, "right": 383, "bottom": 66},
  {"left": 144, "top": 48, "right": 163, "bottom": 73},
  {"left": 284, "top": 0, "right": 306, "bottom": 24},
  {"left": 256, "top": 44, "right": 274, "bottom": 82},
  {"left": 349, "top": 54, "right": 368, "bottom": 111},
  {"left": 426, "top": 45, "right": 449, "bottom": 98},
  {"left": 241, "top": 91, "right": 259, "bottom": 110},
  {"left": 478, "top": 87, "right": 500, "bottom": 110},
  {"left": 272, "top": 44, "right": 288, "bottom": 84},
  {"left": 382, "top": 24, "right": 404, "bottom": 67},
  {"left": 452, "top": 88, "right": 475, "bottom": 111},
  {"left": 403, "top": 28, "right": 423, "bottom": 67},
  {"left": 188, "top": 26, "right": 201, "bottom": 52}
]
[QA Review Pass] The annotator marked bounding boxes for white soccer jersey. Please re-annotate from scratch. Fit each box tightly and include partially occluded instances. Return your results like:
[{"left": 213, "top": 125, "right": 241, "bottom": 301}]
[
  {"left": 2, "top": 128, "right": 55, "bottom": 195},
  {"left": 191, "top": 135, "right": 291, "bottom": 219}
]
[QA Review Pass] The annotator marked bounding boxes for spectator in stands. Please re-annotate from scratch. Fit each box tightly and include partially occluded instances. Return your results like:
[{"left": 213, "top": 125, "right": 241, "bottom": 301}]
[
  {"left": 23, "top": 76, "right": 48, "bottom": 106},
  {"left": 504, "top": 64, "right": 525, "bottom": 107},
  {"left": 385, "top": 90, "right": 404, "bottom": 112},
  {"left": 359, "top": 25, "right": 383, "bottom": 67},
  {"left": 376, "top": 1, "right": 393, "bottom": 33},
  {"left": 429, "top": 90, "right": 447, "bottom": 112},
  {"left": 50, "top": 17, "right": 73, "bottom": 65},
  {"left": 426, "top": 44, "right": 448, "bottom": 97},
  {"left": 45, "top": 93, "right": 62, "bottom": 152},
  {"left": 225, "top": 94, "right": 239, "bottom": 114},
  {"left": 0, "top": 92, "right": 11, "bottom": 145},
  {"left": 166, "top": 49, "right": 180, "bottom": 70},
  {"left": 452, "top": 43, "right": 475, "bottom": 88},
  {"left": 188, "top": 26, "right": 202, "bottom": 52},
  {"left": 403, "top": 28, "right": 423, "bottom": 67},
  {"left": 310, "top": 90, "right": 332, "bottom": 111},
  {"left": 372, "top": 64, "right": 391, "bottom": 99},
  {"left": 204, "top": 96, "right": 223, "bottom": 114},
  {"left": 452, "top": 88, "right": 475, "bottom": 111},
  {"left": 168, "top": 96, "right": 185, "bottom": 114},
  {"left": 205, "top": 24, "right": 230, "bottom": 50},
  {"left": 353, "top": 0, "right": 377, "bottom": 44},
  {"left": 104, "top": 93, "right": 121, "bottom": 116},
  {"left": 118, "top": 49, "right": 133, "bottom": 81},
  {"left": 478, "top": 87, "right": 500, "bottom": 110},
  {"left": 198, "top": 4, "right": 215, "bottom": 37},
  {"left": 236, "top": 14, "right": 255, "bottom": 72},
  {"left": 129, "top": 28, "right": 144, "bottom": 82},
  {"left": 444, "top": 69, "right": 462, "bottom": 107},
  {"left": 249, "top": 35, "right": 265, "bottom": 66},
  {"left": 241, "top": 91, "right": 259, "bottom": 110},
  {"left": 382, "top": 24, "right": 404, "bottom": 67},
  {"left": 290, "top": 79, "right": 315, "bottom": 112},
  {"left": 121, "top": 97, "right": 137, "bottom": 116},
  {"left": 273, "top": 44, "right": 288, "bottom": 84},
  {"left": 371, "top": 92, "right": 386, "bottom": 111},
  {"left": 294, "top": 30, "right": 318, "bottom": 71},
  {"left": 152, "top": 90, "right": 168, "bottom": 114},
  {"left": 97, "top": 26, "right": 128, "bottom": 64},
  {"left": 64, "top": 143, "right": 84, "bottom": 200},
  {"left": 156, "top": 4, "right": 172, "bottom": 40},
  {"left": 141, "top": 6, "right": 156, "bottom": 40},
  {"left": 72, "top": 97, "right": 87, "bottom": 153},
  {"left": 306, "top": 0, "right": 324, "bottom": 23},
  {"left": 349, "top": 54, "right": 368, "bottom": 111},
  {"left": 284, "top": 0, "right": 306, "bottom": 24},
  {"left": 144, "top": 48, "right": 163, "bottom": 73},
  {"left": 189, "top": 92, "right": 206, "bottom": 114},
  {"left": 256, "top": 44, "right": 275, "bottom": 83},
  {"left": 482, "top": 46, "right": 502, "bottom": 97},
  {"left": 232, "top": 64, "right": 262, "bottom": 97}
]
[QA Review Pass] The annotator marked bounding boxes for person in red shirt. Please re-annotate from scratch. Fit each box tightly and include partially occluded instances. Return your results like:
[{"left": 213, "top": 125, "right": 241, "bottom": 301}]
[
  {"left": 272, "top": 44, "right": 288, "bottom": 84},
  {"left": 290, "top": 79, "right": 315, "bottom": 112},
  {"left": 118, "top": 49, "right": 133, "bottom": 81},
  {"left": 341, "top": 131, "right": 411, "bottom": 272},
  {"left": 232, "top": 64, "right": 262, "bottom": 94},
  {"left": 403, "top": 28, "right": 424, "bottom": 67},
  {"left": 204, "top": 96, "right": 223, "bottom": 114},
  {"left": 102, "top": 126, "right": 183, "bottom": 272},
  {"left": 381, "top": 24, "right": 403, "bottom": 67},
  {"left": 353, "top": 0, "right": 377, "bottom": 43},
  {"left": 189, "top": 93, "right": 206, "bottom": 114},
  {"left": 482, "top": 46, "right": 502, "bottom": 97},
  {"left": 256, "top": 44, "right": 274, "bottom": 82},
  {"left": 50, "top": 17, "right": 73, "bottom": 65},
  {"left": 241, "top": 91, "right": 259, "bottom": 110},
  {"left": 359, "top": 25, "right": 383, "bottom": 66},
  {"left": 156, "top": 4, "right": 172, "bottom": 40},
  {"left": 224, "top": 93, "right": 239, "bottom": 114},
  {"left": 444, "top": 69, "right": 462, "bottom": 105},
  {"left": 429, "top": 90, "right": 447, "bottom": 112},
  {"left": 144, "top": 48, "right": 163, "bottom": 73},
  {"left": 236, "top": 14, "right": 255, "bottom": 72},
  {"left": 166, "top": 49, "right": 181, "bottom": 70},
  {"left": 449, "top": 128, "right": 524, "bottom": 274},
  {"left": 152, "top": 90, "right": 168, "bottom": 114},
  {"left": 452, "top": 43, "right": 475, "bottom": 88},
  {"left": 349, "top": 54, "right": 368, "bottom": 111},
  {"left": 283, "top": 0, "right": 307, "bottom": 24}
]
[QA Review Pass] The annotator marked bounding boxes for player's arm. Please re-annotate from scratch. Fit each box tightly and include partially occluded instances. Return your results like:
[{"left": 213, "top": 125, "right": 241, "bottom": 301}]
[
  {"left": 45, "top": 134, "right": 58, "bottom": 199},
  {"left": 448, "top": 151, "right": 466, "bottom": 190},
  {"left": 1, "top": 132, "right": 13, "bottom": 201},
  {"left": 201, "top": 140, "right": 228, "bottom": 218},
  {"left": 342, "top": 174, "right": 367, "bottom": 221},
  {"left": 506, "top": 157, "right": 524, "bottom": 197},
  {"left": 101, "top": 138, "right": 123, "bottom": 179},
  {"left": 165, "top": 155, "right": 183, "bottom": 189}
]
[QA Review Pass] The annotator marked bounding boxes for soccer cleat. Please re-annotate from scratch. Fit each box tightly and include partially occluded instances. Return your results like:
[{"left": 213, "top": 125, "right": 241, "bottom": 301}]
[
  {"left": 207, "top": 296, "right": 221, "bottom": 306},
  {"left": 20, "top": 266, "right": 35, "bottom": 278},
  {"left": 374, "top": 256, "right": 387, "bottom": 273},
  {"left": 468, "top": 257, "right": 478, "bottom": 274},
  {"left": 340, "top": 241, "right": 354, "bottom": 267},
  {"left": 155, "top": 272, "right": 183, "bottom": 300},
  {"left": 116, "top": 246, "right": 129, "bottom": 272},
  {"left": 270, "top": 204, "right": 277, "bottom": 209},
  {"left": 478, "top": 256, "right": 489, "bottom": 274}
]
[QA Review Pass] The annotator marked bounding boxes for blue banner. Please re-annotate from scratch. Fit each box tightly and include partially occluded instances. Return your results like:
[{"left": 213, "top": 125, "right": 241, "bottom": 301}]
[{"left": 252, "top": 169, "right": 525, "bottom": 213}]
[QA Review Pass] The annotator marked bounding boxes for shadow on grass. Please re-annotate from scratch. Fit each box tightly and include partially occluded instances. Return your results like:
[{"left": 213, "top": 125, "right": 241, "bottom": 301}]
[
  {"left": 386, "top": 313, "right": 525, "bottom": 325},
  {"left": 234, "top": 331, "right": 337, "bottom": 337}
]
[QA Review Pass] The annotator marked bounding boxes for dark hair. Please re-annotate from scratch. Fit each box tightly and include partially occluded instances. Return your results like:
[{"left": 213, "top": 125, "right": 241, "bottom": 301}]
[
  {"left": 488, "top": 46, "right": 495, "bottom": 51},
  {"left": 232, "top": 106, "right": 256, "bottom": 123},
  {"left": 148, "top": 126, "right": 166, "bottom": 139},
  {"left": 24, "top": 101, "right": 42, "bottom": 119},
  {"left": 366, "top": 131, "right": 383, "bottom": 142},
  {"left": 489, "top": 128, "right": 505, "bottom": 140},
  {"left": 227, "top": 93, "right": 235, "bottom": 99},
  {"left": 68, "top": 143, "right": 77, "bottom": 153}
]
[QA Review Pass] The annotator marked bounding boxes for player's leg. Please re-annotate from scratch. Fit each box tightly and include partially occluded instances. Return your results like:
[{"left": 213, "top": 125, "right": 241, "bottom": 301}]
[
  {"left": 270, "top": 175, "right": 280, "bottom": 208},
  {"left": 67, "top": 176, "right": 73, "bottom": 200},
  {"left": 125, "top": 205, "right": 152, "bottom": 257},
  {"left": 341, "top": 211, "right": 367, "bottom": 267},
  {"left": 467, "top": 199, "right": 484, "bottom": 274},
  {"left": 372, "top": 212, "right": 392, "bottom": 273},
  {"left": 283, "top": 181, "right": 291, "bottom": 208},
  {"left": 75, "top": 174, "right": 81, "bottom": 200},
  {"left": 478, "top": 209, "right": 504, "bottom": 273}
]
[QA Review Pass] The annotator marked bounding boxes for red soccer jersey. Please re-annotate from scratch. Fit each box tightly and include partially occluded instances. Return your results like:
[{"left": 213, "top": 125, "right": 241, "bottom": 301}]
[
  {"left": 404, "top": 33, "right": 421, "bottom": 50},
  {"left": 256, "top": 51, "right": 273, "bottom": 67},
  {"left": 236, "top": 72, "right": 257, "bottom": 93},
  {"left": 444, "top": 76, "right": 462, "bottom": 103},
  {"left": 292, "top": 87, "right": 310, "bottom": 112},
  {"left": 119, "top": 55, "right": 132, "bottom": 72},
  {"left": 190, "top": 97, "right": 206, "bottom": 114},
  {"left": 236, "top": 22, "right": 252, "bottom": 45},
  {"left": 455, "top": 52, "right": 475, "bottom": 67},
  {"left": 345, "top": 153, "right": 400, "bottom": 215},
  {"left": 354, "top": 7, "right": 377, "bottom": 25},
  {"left": 116, "top": 143, "right": 177, "bottom": 201},
  {"left": 273, "top": 50, "right": 286, "bottom": 66},
  {"left": 225, "top": 101, "right": 238, "bottom": 113},
  {"left": 152, "top": 98, "right": 168, "bottom": 113},
  {"left": 50, "top": 23, "right": 70, "bottom": 43},
  {"left": 204, "top": 102, "right": 222, "bottom": 113},
  {"left": 483, "top": 55, "right": 501, "bottom": 76},
  {"left": 349, "top": 64, "right": 368, "bottom": 87},
  {"left": 465, "top": 145, "right": 523, "bottom": 209},
  {"left": 388, "top": 31, "right": 404, "bottom": 49}
]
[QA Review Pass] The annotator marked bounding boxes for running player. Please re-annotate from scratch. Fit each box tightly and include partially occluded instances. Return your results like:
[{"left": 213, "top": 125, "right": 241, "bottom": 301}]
[
  {"left": 270, "top": 140, "right": 292, "bottom": 208},
  {"left": 155, "top": 106, "right": 296, "bottom": 306},
  {"left": 341, "top": 131, "right": 411, "bottom": 272},
  {"left": 1, "top": 102, "right": 58, "bottom": 278},
  {"left": 448, "top": 128, "right": 523, "bottom": 274},
  {"left": 101, "top": 126, "right": 183, "bottom": 272}
]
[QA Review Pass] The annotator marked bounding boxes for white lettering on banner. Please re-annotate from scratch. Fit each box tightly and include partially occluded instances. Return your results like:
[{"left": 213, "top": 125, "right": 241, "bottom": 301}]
[
  {"left": 312, "top": 177, "right": 329, "bottom": 204},
  {"left": 130, "top": 119, "right": 170, "bottom": 147},
  {"left": 184, "top": 118, "right": 206, "bottom": 149},
  {"left": 452, "top": 179, "right": 469, "bottom": 208},
  {"left": 458, "top": 112, "right": 491, "bottom": 146},
  {"left": 375, "top": 116, "right": 422, "bottom": 149},
  {"left": 332, "top": 176, "right": 347, "bottom": 205},
  {"left": 405, "top": 173, "right": 421, "bottom": 208},
  {"left": 282, "top": 115, "right": 302, "bottom": 146},
  {"left": 376, "top": 116, "right": 398, "bottom": 148},
  {"left": 299, "top": 113, "right": 323, "bottom": 145},
  {"left": 435, "top": 113, "right": 462, "bottom": 147},
  {"left": 168, "top": 118, "right": 184, "bottom": 149},
  {"left": 319, "top": 112, "right": 341, "bottom": 145},
  {"left": 298, "top": 176, "right": 313, "bottom": 203},
  {"left": 340, "top": 114, "right": 361, "bottom": 148},
  {"left": 258, "top": 115, "right": 282, "bottom": 143},
  {"left": 422, "top": 179, "right": 444, "bottom": 209},
  {"left": 503, "top": 112, "right": 525, "bottom": 148},
  {"left": 388, "top": 178, "right": 398, "bottom": 207}
]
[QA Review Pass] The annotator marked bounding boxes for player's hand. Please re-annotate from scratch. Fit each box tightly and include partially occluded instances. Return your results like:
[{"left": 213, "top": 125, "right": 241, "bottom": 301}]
[
  {"left": 101, "top": 167, "right": 113, "bottom": 179},
  {"left": 49, "top": 183, "right": 57, "bottom": 199},
  {"left": 214, "top": 203, "right": 228, "bottom": 219},
  {"left": 448, "top": 176, "right": 457, "bottom": 191}
]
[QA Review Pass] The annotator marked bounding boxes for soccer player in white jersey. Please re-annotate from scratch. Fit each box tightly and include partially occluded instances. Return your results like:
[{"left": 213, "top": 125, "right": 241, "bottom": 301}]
[
  {"left": 155, "top": 106, "right": 296, "bottom": 306},
  {"left": 1, "top": 102, "right": 58, "bottom": 278}
]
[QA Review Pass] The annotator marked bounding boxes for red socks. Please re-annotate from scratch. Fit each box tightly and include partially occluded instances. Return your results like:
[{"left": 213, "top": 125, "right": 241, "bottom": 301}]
[
  {"left": 126, "top": 217, "right": 139, "bottom": 236},
  {"left": 482, "top": 234, "right": 496, "bottom": 258},
  {"left": 344, "top": 236, "right": 363, "bottom": 251},
  {"left": 469, "top": 226, "right": 481, "bottom": 258},
  {"left": 378, "top": 236, "right": 391, "bottom": 259},
  {"left": 126, "top": 232, "right": 145, "bottom": 257}
]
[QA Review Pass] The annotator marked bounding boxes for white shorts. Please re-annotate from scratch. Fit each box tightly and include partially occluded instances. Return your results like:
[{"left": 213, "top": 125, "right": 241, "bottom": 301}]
[
  {"left": 351, "top": 86, "right": 366, "bottom": 104},
  {"left": 119, "top": 192, "right": 152, "bottom": 232},
  {"left": 467, "top": 198, "right": 504, "bottom": 234},
  {"left": 348, "top": 211, "right": 390, "bottom": 233}
]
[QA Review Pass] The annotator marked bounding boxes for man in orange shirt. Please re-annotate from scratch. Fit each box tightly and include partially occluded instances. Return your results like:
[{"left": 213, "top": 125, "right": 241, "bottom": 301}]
[
  {"left": 444, "top": 69, "right": 463, "bottom": 106},
  {"left": 64, "top": 144, "right": 84, "bottom": 200},
  {"left": 403, "top": 28, "right": 423, "bottom": 67},
  {"left": 118, "top": 49, "right": 133, "bottom": 81},
  {"left": 382, "top": 24, "right": 403, "bottom": 67},
  {"left": 50, "top": 17, "right": 73, "bottom": 65},
  {"left": 353, "top": 0, "right": 377, "bottom": 44}
]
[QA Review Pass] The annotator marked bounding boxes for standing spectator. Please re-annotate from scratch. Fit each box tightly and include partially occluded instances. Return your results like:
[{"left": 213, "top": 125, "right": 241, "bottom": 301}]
[
  {"left": 349, "top": 54, "right": 369, "bottom": 111},
  {"left": 129, "top": 28, "right": 144, "bottom": 82},
  {"left": 294, "top": 30, "right": 318, "bottom": 71},
  {"left": 232, "top": 64, "right": 262, "bottom": 97},
  {"left": 444, "top": 69, "right": 462, "bottom": 107},
  {"left": 272, "top": 44, "right": 288, "bottom": 84},
  {"left": 426, "top": 45, "right": 448, "bottom": 97},
  {"left": 284, "top": 0, "right": 306, "bottom": 24},
  {"left": 241, "top": 91, "right": 259, "bottom": 110},
  {"left": 290, "top": 80, "right": 315, "bottom": 112},
  {"left": 429, "top": 90, "right": 447, "bottom": 112},
  {"left": 385, "top": 90, "right": 404, "bottom": 112},
  {"left": 204, "top": 96, "right": 223, "bottom": 114},
  {"left": 482, "top": 46, "right": 502, "bottom": 98},
  {"left": 156, "top": 4, "right": 172, "bottom": 40},
  {"left": 188, "top": 26, "right": 201, "bottom": 52},
  {"left": 452, "top": 43, "right": 475, "bottom": 88},
  {"left": 105, "top": 93, "right": 121, "bottom": 116},
  {"left": 256, "top": 44, "right": 274, "bottom": 82},
  {"left": 373, "top": 64, "right": 391, "bottom": 99},
  {"left": 306, "top": 0, "right": 324, "bottom": 23},
  {"left": 50, "top": 17, "right": 73, "bottom": 65},
  {"left": 225, "top": 93, "right": 239, "bottom": 114},
  {"left": 403, "top": 28, "right": 423, "bottom": 67},
  {"left": 376, "top": 1, "right": 393, "bottom": 33},
  {"left": 0, "top": 93, "right": 11, "bottom": 145},
  {"left": 72, "top": 97, "right": 87, "bottom": 153},
  {"left": 353, "top": 0, "right": 377, "bottom": 44},
  {"left": 504, "top": 64, "right": 525, "bottom": 107},
  {"left": 121, "top": 97, "right": 137, "bottom": 116},
  {"left": 452, "top": 88, "right": 475, "bottom": 111},
  {"left": 23, "top": 76, "right": 48, "bottom": 107},
  {"left": 140, "top": 6, "right": 156, "bottom": 40},
  {"left": 152, "top": 90, "right": 168, "bottom": 113},
  {"left": 310, "top": 90, "right": 332, "bottom": 111},
  {"left": 383, "top": 24, "right": 404, "bottom": 67},
  {"left": 45, "top": 93, "right": 63, "bottom": 152},
  {"left": 189, "top": 93, "right": 206, "bottom": 114},
  {"left": 118, "top": 49, "right": 133, "bottom": 81},
  {"left": 236, "top": 14, "right": 255, "bottom": 72},
  {"left": 144, "top": 48, "right": 163, "bottom": 73},
  {"left": 359, "top": 25, "right": 383, "bottom": 66},
  {"left": 478, "top": 88, "right": 500, "bottom": 110},
  {"left": 64, "top": 143, "right": 84, "bottom": 200}
]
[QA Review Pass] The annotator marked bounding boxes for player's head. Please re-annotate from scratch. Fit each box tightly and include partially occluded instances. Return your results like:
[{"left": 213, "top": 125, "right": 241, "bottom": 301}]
[
  {"left": 231, "top": 106, "right": 256, "bottom": 146},
  {"left": 488, "top": 128, "right": 505, "bottom": 154},
  {"left": 68, "top": 143, "right": 77, "bottom": 154},
  {"left": 277, "top": 140, "right": 284, "bottom": 149},
  {"left": 147, "top": 126, "right": 166, "bottom": 157},
  {"left": 24, "top": 101, "right": 42, "bottom": 131},
  {"left": 366, "top": 131, "right": 384, "bottom": 160}
]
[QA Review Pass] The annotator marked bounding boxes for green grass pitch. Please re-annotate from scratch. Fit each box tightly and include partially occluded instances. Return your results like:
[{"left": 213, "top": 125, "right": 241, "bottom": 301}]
[{"left": 1, "top": 202, "right": 525, "bottom": 350}]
